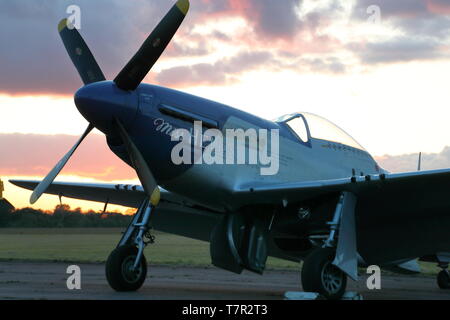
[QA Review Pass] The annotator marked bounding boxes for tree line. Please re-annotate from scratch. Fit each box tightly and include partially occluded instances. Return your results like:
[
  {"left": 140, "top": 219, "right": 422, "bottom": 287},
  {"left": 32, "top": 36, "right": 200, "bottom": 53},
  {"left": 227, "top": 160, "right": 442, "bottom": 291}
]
[{"left": 0, "top": 204, "right": 132, "bottom": 228}]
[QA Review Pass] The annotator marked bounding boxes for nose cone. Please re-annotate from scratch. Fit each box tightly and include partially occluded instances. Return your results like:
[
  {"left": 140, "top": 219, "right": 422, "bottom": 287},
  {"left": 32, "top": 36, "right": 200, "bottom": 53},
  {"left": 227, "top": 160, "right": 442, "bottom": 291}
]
[{"left": 75, "top": 81, "right": 138, "bottom": 134}]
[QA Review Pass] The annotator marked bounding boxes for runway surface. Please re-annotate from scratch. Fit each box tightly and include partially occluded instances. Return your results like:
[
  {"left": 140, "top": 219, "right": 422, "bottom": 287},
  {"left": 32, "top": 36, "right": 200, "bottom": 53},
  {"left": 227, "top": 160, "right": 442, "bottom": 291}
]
[{"left": 0, "top": 261, "right": 448, "bottom": 300}]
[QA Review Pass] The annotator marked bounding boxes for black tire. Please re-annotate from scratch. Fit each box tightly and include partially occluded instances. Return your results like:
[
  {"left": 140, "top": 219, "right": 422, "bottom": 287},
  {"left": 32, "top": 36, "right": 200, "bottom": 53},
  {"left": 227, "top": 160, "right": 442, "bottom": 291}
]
[
  {"left": 301, "top": 247, "right": 347, "bottom": 300},
  {"left": 105, "top": 245, "right": 147, "bottom": 291},
  {"left": 437, "top": 270, "right": 450, "bottom": 289}
]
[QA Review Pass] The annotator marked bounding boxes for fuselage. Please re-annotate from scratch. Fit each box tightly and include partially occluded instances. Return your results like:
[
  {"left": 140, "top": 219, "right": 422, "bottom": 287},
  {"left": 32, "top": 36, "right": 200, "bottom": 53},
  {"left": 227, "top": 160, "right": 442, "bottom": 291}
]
[{"left": 75, "top": 81, "right": 381, "bottom": 211}]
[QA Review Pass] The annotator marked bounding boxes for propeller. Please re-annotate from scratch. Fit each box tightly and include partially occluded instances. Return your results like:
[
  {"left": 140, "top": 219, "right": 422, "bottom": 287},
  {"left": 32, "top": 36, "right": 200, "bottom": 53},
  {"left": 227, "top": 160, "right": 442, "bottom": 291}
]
[
  {"left": 58, "top": 18, "right": 106, "bottom": 84},
  {"left": 29, "top": 124, "right": 94, "bottom": 204},
  {"left": 114, "top": 118, "right": 160, "bottom": 206},
  {"left": 114, "top": 0, "right": 189, "bottom": 91},
  {"left": 29, "top": 0, "right": 190, "bottom": 204},
  {"left": 30, "top": 18, "right": 105, "bottom": 204}
]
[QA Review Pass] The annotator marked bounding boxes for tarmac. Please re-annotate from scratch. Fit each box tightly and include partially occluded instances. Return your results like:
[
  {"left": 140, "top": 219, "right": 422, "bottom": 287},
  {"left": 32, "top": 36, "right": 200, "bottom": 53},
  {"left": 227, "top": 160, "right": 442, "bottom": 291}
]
[{"left": 0, "top": 261, "right": 448, "bottom": 300}]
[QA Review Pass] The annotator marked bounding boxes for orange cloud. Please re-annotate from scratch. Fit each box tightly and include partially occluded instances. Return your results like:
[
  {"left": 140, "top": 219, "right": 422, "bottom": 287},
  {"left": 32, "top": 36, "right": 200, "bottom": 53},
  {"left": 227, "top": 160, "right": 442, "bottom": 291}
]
[{"left": 0, "top": 133, "right": 135, "bottom": 181}]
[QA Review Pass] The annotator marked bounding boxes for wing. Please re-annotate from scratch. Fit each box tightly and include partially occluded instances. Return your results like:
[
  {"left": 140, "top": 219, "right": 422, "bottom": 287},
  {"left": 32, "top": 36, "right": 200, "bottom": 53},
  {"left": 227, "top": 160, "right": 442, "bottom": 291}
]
[
  {"left": 234, "top": 168, "right": 450, "bottom": 204},
  {"left": 10, "top": 179, "right": 203, "bottom": 208},
  {"left": 234, "top": 168, "right": 450, "bottom": 265},
  {"left": 9, "top": 179, "right": 221, "bottom": 242},
  {"left": 11, "top": 179, "right": 145, "bottom": 207}
]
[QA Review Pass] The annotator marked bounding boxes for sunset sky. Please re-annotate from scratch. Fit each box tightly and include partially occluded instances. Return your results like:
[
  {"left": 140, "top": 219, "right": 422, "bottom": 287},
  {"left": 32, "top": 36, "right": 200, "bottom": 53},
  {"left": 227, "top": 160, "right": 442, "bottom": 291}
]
[{"left": 1, "top": 0, "right": 450, "bottom": 212}]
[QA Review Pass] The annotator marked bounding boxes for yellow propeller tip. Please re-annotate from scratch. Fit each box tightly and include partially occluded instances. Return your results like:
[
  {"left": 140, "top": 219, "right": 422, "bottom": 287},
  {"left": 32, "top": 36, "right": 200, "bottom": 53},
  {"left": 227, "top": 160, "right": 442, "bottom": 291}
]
[
  {"left": 176, "top": 0, "right": 190, "bottom": 15},
  {"left": 150, "top": 187, "right": 160, "bottom": 206},
  {"left": 58, "top": 19, "right": 68, "bottom": 32}
]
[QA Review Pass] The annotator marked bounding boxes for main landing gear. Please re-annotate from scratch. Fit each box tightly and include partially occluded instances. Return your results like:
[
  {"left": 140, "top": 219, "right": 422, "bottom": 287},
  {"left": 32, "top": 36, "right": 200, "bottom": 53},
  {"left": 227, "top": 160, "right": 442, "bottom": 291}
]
[
  {"left": 437, "top": 263, "right": 450, "bottom": 290},
  {"left": 425, "top": 254, "right": 450, "bottom": 290},
  {"left": 106, "top": 115, "right": 162, "bottom": 291},
  {"left": 301, "top": 247, "right": 347, "bottom": 300},
  {"left": 301, "top": 193, "right": 355, "bottom": 300},
  {"left": 106, "top": 197, "right": 156, "bottom": 291}
]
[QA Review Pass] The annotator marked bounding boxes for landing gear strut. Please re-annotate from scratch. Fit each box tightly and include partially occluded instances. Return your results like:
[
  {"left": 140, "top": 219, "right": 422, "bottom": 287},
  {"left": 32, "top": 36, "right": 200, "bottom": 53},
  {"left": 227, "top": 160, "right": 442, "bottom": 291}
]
[
  {"left": 105, "top": 197, "right": 156, "bottom": 291},
  {"left": 107, "top": 115, "right": 162, "bottom": 292}
]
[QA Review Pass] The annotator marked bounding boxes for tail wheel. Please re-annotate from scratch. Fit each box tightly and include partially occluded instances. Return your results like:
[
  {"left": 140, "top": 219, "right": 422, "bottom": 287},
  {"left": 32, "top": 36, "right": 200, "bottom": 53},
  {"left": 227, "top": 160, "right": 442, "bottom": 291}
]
[
  {"left": 106, "top": 245, "right": 147, "bottom": 291},
  {"left": 437, "top": 270, "right": 450, "bottom": 289},
  {"left": 301, "top": 247, "right": 347, "bottom": 300}
]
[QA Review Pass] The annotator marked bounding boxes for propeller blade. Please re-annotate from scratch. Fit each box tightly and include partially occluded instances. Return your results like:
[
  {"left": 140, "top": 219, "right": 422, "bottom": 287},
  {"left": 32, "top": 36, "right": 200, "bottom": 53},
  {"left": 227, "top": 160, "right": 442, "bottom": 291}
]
[
  {"left": 114, "top": 118, "right": 160, "bottom": 205},
  {"left": 58, "top": 18, "right": 106, "bottom": 84},
  {"left": 29, "top": 124, "right": 94, "bottom": 204},
  {"left": 114, "top": 0, "right": 189, "bottom": 91}
]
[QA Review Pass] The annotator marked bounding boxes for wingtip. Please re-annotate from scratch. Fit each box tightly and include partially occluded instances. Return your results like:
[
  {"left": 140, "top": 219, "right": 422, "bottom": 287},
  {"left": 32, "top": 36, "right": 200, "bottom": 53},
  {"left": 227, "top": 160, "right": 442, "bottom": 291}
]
[
  {"left": 8, "top": 179, "right": 20, "bottom": 188},
  {"left": 176, "top": 0, "right": 190, "bottom": 15}
]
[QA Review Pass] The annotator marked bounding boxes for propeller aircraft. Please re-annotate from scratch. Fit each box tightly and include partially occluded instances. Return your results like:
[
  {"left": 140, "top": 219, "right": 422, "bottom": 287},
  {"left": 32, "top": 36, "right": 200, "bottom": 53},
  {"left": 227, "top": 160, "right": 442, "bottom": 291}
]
[{"left": 10, "top": 0, "right": 450, "bottom": 299}]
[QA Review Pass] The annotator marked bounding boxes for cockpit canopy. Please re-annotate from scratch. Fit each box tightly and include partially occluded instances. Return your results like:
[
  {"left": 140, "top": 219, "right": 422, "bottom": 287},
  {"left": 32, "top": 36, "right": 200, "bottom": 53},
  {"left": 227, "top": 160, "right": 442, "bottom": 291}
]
[{"left": 274, "top": 112, "right": 365, "bottom": 150}]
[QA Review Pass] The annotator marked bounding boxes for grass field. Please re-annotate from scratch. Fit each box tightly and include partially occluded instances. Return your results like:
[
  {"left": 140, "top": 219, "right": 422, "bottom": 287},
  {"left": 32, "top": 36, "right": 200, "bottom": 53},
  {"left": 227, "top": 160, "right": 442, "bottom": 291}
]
[
  {"left": 0, "top": 228, "right": 440, "bottom": 274},
  {"left": 0, "top": 228, "right": 299, "bottom": 269}
]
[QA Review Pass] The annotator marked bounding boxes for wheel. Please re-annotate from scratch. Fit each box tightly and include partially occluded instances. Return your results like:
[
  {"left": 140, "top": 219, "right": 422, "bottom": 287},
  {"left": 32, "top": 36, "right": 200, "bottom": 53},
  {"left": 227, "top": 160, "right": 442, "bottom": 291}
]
[
  {"left": 301, "top": 247, "right": 347, "bottom": 300},
  {"left": 105, "top": 245, "right": 147, "bottom": 291},
  {"left": 437, "top": 270, "right": 450, "bottom": 289}
]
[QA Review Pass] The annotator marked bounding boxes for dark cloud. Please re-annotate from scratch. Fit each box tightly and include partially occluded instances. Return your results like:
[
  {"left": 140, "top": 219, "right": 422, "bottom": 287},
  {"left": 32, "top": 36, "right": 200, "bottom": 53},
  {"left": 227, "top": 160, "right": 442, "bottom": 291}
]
[
  {"left": 188, "top": 0, "right": 303, "bottom": 39},
  {"left": 299, "top": 57, "right": 346, "bottom": 73},
  {"left": 156, "top": 47, "right": 346, "bottom": 87},
  {"left": 246, "top": 0, "right": 302, "bottom": 38},
  {"left": 0, "top": 0, "right": 178, "bottom": 95},
  {"left": 2, "top": 0, "right": 450, "bottom": 94},
  {"left": 352, "top": 0, "right": 450, "bottom": 18},
  {"left": 431, "top": 0, "right": 450, "bottom": 12},
  {"left": 156, "top": 50, "right": 274, "bottom": 86},
  {"left": 164, "top": 41, "right": 210, "bottom": 57},
  {"left": 156, "top": 63, "right": 226, "bottom": 87},
  {"left": 353, "top": 0, "right": 427, "bottom": 19},
  {"left": 4, "top": 0, "right": 302, "bottom": 94},
  {"left": 0, "top": 0, "right": 348, "bottom": 94},
  {"left": 376, "top": 146, "right": 450, "bottom": 173},
  {"left": 210, "top": 30, "right": 231, "bottom": 42},
  {"left": 352, "top": 0, "right": 450, "bottom": 39},
  {"left": 349, "top": 37, "right": 446, "bottom": 64},
  {"left": 350, "top": 0, "right": 450, "bottom": 65},
  {"left": 398, "top": 14, "right": 450, "bottom": 40}
]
